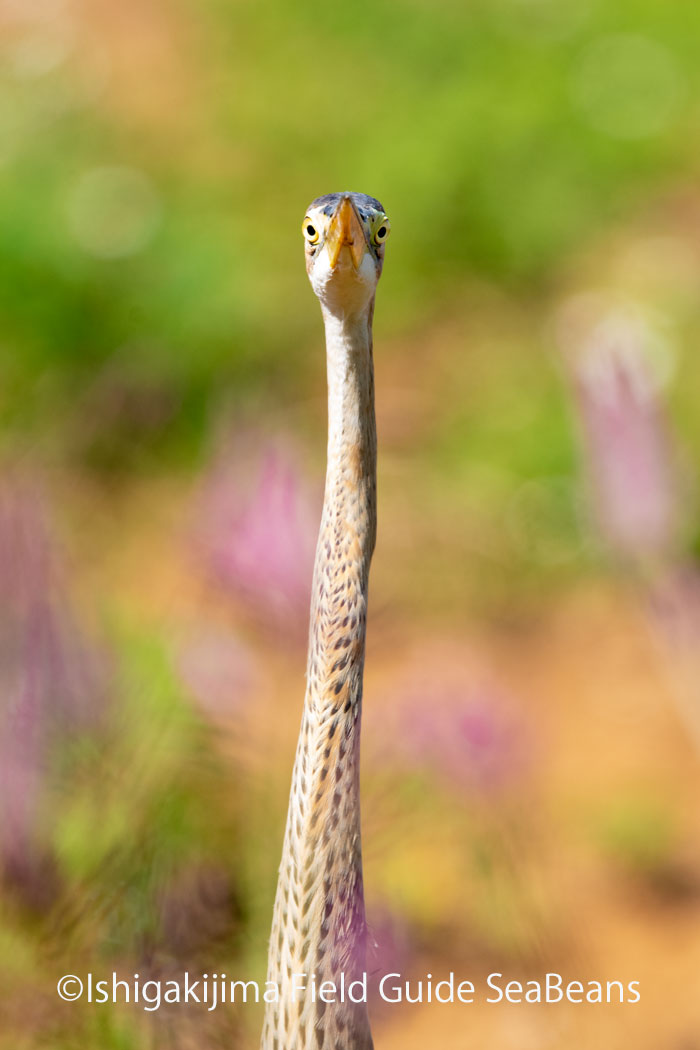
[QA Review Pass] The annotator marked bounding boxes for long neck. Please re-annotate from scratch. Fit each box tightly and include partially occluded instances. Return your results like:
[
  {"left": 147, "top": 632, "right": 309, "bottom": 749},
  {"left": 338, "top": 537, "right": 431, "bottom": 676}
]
[{"left": 261, "top": 301, "right": 376, "bottom": 1050}]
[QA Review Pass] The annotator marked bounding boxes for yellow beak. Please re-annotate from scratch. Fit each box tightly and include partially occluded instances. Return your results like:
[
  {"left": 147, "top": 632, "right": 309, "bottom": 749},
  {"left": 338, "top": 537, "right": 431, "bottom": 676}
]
[{"left": 325, "top": 195, "right": 369, "bottom": 270}]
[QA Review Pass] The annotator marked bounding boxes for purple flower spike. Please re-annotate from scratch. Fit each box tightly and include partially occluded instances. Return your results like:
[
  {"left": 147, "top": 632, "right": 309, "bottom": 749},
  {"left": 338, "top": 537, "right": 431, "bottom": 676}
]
[
  {"left": 0, "top": 477, "right": 109, "bottom": 898},
  {"left": 196, "top": 437, "right": 318, "bottom": 638},
  {"left": 0, "top": 671, "right": 42, "bottom": 882},
  {"left": 381, "top": 660, "right": 533, "bottom": 801},
  {"left": 367, "top": 907, "right": 414, "bottom": 980},
  {"left": 563, "top": 303, "right": 681, "bottom": 560}
]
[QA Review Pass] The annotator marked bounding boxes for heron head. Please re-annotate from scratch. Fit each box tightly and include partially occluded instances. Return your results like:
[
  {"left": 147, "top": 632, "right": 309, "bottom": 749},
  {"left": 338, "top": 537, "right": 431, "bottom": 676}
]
[{"left": 302, "top": 192, "right": 390, "bottom": 313}]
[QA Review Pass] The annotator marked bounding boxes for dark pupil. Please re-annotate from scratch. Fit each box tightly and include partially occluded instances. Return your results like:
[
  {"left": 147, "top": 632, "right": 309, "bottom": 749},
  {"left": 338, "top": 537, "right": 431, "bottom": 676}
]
[
  {"left": 306, "top": 225, "right": 316, "bottom": 237},
  {"left": 377, "top": 226, "right": 386, "bottom": 239}
]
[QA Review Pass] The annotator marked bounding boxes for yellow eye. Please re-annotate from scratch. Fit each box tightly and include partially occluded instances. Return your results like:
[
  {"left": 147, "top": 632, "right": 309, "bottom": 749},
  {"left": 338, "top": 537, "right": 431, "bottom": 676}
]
[
  {"left": 373, "top": 217, "right": 391, "bottom": 245},
  {"left": 302, "top": 217, "right": 320, "bottom": 244}
]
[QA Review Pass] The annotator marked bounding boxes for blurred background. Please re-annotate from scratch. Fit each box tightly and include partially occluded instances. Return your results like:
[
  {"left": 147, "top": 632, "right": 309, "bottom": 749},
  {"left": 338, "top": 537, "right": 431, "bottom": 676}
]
[{"left": 2, "top": 0, "right": 700, "bottom": 1046}]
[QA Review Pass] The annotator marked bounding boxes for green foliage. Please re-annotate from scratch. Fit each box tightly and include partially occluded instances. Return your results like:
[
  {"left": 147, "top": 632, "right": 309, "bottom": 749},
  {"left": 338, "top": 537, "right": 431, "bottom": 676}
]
[{"left": 3, "top": 0, "right": 700, "bottom": 471}]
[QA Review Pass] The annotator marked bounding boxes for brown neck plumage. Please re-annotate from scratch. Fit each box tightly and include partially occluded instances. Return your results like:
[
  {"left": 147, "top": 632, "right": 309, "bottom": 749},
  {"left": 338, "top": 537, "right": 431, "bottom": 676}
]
[{"left": 261, "top": 298, "right": 376, "bottom": 1050}]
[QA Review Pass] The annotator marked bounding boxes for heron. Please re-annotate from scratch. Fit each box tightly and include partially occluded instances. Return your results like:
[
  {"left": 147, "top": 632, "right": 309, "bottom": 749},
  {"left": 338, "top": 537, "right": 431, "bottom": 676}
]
[{"left": 261, "top": 192, "right": 390, "bottom": 1050}]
